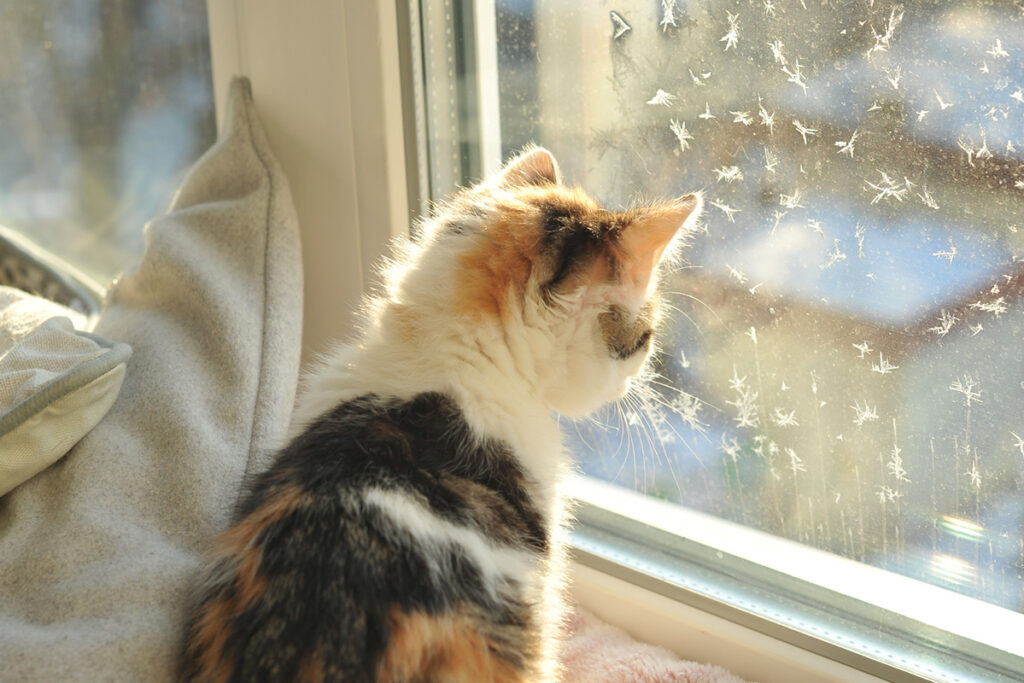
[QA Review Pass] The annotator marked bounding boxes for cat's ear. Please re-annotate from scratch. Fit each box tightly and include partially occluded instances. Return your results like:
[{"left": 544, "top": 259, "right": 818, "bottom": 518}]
[
  {"left": 616, "top": 193, "right": 702, "bottom": 295},
  {"left": 495, "top": 146, "right": 560, "bottom": 188}
]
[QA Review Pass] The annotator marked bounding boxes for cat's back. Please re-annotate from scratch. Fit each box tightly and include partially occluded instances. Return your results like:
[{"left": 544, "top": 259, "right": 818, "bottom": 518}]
[{"left": 182, "top": 391, "right": 548, "bottom": 682}]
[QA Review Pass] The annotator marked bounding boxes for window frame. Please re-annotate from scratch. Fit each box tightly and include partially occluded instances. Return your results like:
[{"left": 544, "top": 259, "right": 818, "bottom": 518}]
[{"left": 205, "top": 2, "right": 1024, "bottom": 681}]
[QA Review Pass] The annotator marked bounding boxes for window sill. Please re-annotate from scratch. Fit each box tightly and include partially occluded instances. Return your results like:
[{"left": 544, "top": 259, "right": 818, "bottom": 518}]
[{"left": 567, "top": 475, "right": 1024, "bottom": 682}]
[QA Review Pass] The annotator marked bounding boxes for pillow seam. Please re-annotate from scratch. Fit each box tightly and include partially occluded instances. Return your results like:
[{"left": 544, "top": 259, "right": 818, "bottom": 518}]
[
  {"left": 0, "top": 336, "right": 131, "bottom": 436},
  {"left": 239, "top": 82, "right": 276, "bottom": 482}
]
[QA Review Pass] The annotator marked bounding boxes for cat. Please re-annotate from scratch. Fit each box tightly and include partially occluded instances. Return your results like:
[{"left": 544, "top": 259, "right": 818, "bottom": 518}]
[{"left": 181, "top": 146, "right": 701, "bottom": 682}]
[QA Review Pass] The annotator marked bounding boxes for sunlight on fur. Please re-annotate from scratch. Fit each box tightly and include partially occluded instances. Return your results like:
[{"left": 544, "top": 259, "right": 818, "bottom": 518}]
[{"left": 184, "top": 146, "right": 702, "bottom": 682}]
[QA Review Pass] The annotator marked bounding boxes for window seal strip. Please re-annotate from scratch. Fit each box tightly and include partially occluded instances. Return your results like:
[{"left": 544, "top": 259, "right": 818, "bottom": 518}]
[{"left": 571, "top": 499, "right": 1024, "bottom": 683}]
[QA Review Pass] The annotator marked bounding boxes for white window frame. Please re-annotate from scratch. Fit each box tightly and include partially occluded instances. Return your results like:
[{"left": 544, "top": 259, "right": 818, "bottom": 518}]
[
  {"left": 205, "top": 3, "right": 1024, "bottom": 682},
  {"left": 207, "top": 0, "right": 411, "bottom": 363}
]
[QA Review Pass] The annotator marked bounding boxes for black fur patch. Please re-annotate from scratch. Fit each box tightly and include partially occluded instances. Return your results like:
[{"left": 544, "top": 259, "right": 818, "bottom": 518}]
[
  {"left": 538, "top": 201, "right": 620, "bottom": 295},
  {"left": 183, "top": 392, "right": 545, "bottom": 681}
]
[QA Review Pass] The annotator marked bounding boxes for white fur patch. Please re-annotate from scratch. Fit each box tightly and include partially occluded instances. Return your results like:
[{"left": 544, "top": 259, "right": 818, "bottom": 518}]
[{"left": 362, "top": 486, "right": 537, "bottom": 599}]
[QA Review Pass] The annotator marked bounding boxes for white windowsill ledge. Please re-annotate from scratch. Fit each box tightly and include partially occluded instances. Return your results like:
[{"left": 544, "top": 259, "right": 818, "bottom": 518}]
[{"left": 568, "top": 475, "right": 1024, "bottom": 682}]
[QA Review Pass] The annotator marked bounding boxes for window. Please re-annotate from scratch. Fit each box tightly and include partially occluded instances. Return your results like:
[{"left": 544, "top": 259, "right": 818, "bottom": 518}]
[
  {"left": 0, "top": 0, "right": 215, "bottom": 285},
  {"left": 414, "top": 1, "right": 1024, "bottom": 679}
]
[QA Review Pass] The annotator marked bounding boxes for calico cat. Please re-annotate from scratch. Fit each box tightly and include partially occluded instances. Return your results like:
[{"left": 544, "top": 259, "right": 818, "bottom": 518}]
[{"left": 182, "top": 147, "right": 701, "bottom": 682}]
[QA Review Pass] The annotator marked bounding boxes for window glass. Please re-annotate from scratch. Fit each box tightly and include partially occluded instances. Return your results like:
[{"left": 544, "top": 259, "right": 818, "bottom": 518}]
[
  {"left": 424, "top": 0, "right": 1024, "bottom": 618},
  {"left": 0, "top": 0, "right": 215, "bottom": 285}
]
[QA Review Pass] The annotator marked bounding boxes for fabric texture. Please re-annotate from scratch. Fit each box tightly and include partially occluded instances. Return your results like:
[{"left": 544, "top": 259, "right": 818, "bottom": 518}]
[
  {"left": 0, "top": 287, "right": 130, "bottom": 496},
  {"left": 0, "top": 77, "right": 302, "bottom": 680},
  {"left": 563, "top": 608, "right": 753, "bottom": 683}
]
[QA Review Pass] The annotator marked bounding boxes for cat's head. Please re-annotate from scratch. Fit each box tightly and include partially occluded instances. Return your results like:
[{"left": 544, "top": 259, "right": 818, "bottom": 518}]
[{"left": 386, "top": 147, "right": 701, "bottom": 418}]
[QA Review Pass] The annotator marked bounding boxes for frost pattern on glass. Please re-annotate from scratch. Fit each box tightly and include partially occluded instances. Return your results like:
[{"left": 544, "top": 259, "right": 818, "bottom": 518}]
[
  {"left": 0, "top": 1, "right": 214, "bottom": 284},
  {"left": 494, "top": 1, "right": 1024, "bottom": 613}
]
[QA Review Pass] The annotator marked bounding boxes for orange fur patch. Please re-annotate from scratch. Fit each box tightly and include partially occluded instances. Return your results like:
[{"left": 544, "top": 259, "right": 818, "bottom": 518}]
[
  {"left": 376, "top": 609, "right": 526, "bottom": 682},
  {"left": 455, "top": 211, "right": 541, "bottom": 319},
  {"left": 187, "top": 483, "right": 307, "bottom": 681},
  {"left": 218, "top": 482, "right": 306, "bottom": 556},
  {"left": 295, "top": 646, "right": 325, "bottom": 683}
]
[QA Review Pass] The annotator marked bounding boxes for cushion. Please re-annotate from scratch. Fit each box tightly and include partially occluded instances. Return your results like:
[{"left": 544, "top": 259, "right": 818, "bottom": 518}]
[
  {"left": 0, "top": 287, "right": 130, "bottom": 496},
  {"left": 563, "top": 608, "right": 751, "bottom": 683},
  {"left": 0, "top": 77, "right": 303, "bottom": 680}
]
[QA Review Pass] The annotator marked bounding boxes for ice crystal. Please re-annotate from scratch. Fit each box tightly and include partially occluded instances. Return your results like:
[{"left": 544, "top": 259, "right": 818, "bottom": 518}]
[
  {"left": 934, "top": 91, "right": 954, "bottom": 110},
  {"left": 721, "top": 435, "right": 742, "bottom": 463},
  {"left": 949, "top": 374, "right": 982, "bottom": 407},
  {"left": 871, "top": 353, "right": 899, "bottom": 374},
  {"left": 1011, "top": 432, "right": 1024, "bottom": 458},
  {"left": 660, "top": 0, "right": 677, "bottom": 31},
  {"left": 933, "top": 240, "right": 957, "bottom": 264},
  {"left": 609, "top": 10, "right": 631, "bottom": 40},
  {"left": 884, "top": 66, "right": 902, "bottom": 89},
  {"left": 928, "top": 310, "right": 958, "bottom": 337},
  {"left": 779, "top": 188, "right": 805, "bottom": 209},
  {"left": 731, "top": 110, "right": 754, "bottom": 126},
  {"left": 671, "top": 391, "right": 706, "bottom": 433},
  {"left": 726, "top": 264, "right": 748, "bottom": 284},
  {"left": 764, "top": 148, "right": 779, "bottom": 174},
  {"left": 866, "top": 171, "right": 909, "bottom": 204},
  {"left": 720, "top": 12, "right": 740, "bottom": 51},
  {"left": 772, "top": 407, "right": 799, "bottom": 427},
  {"left": 853, "top": 341, "right": 872, "bottom": 358},
  {"left": 1012, "top": 88, "right": 1024, "bottom": 105},
  {"left": 821, "top": 239, "right": 846, "bottom": 270},
  {"left": 647, "top": 89, "right": 677, "bottom": 106},
  {"left": 762, "top": 0, "right": 777, "bottom": 17},
  {"left": 867, "top": 6, "right": 905, "bottom": 57},
  {"left": 714, "top": 165, "right": 744, "bottom": 183},
  {"left": 669, "top": 119, "right": 693, "bottom": 152},
  {"left": 970, "top": 297, "right": 1007, "bottom": 317},
  {"left": 712, "top": 200, "right": 741, "bottom": 222},
  {"left": 769, "top": 39, "right": 787, "bottom": 66},
  {"left": 918, "top": 185, "right": 939, "bottom": 210},
  {"left": 727, "top": 366, "right": 760, "bottom": 429},
  {"left": 835, "top": 130, "right": 859, "bottom": 158},
  {"left": 782, "top": 59, "right": 808, "bottom": 93},
  {"left": 757, "top": 98, "right": 776, "bottom": 133},
  {"left": 855, "top": 223, "right": 866, "bottom": 258},
  {"left": 957, "top": 132, "right": 994, "bottom": 166},
  {"left": 786, "top": 448, "right": 805, "bottom": 475},
  {"left": 852, "top": 401, "right": 879, "bottom": 426},
  {"left": 887, "top": 446, "right": 909, "bottom": 483},
  {"left": 792, "top": 119, "right": 818, "bottom": 144},
  {"left": 877, "top": 485, "right": 901, "bottom": 504},
  {"left": 699, "top": 103, "right": 717, "bottom": 120},
  {"left": 965, "top": 460, "right": 982, "bottom": 489},
  {"left": 987, "top": 39, "right": 1009, "bottom": 59}
]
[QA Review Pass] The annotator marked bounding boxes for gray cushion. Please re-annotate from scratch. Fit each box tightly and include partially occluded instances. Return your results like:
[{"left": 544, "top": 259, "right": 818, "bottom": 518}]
[{"left": 0, "top": 77, "right": 303, "bottom": 680}]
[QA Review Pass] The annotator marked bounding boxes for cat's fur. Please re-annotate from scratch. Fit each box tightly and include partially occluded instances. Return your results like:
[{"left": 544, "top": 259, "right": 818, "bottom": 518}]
[{"left": 182, "top": 147, "right": 701, "bottom": 682}]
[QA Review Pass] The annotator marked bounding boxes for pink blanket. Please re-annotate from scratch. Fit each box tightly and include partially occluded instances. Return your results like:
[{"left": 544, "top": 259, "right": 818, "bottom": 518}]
[{"left": 563, "top": 609, "right": 752, "bottom": 683}]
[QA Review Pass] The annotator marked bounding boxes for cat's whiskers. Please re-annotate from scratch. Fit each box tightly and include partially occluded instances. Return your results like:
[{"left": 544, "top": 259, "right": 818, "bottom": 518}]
[{"left": 661, "top": 289, "right": 728, "bottom": 327}]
